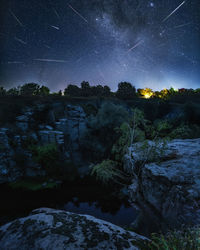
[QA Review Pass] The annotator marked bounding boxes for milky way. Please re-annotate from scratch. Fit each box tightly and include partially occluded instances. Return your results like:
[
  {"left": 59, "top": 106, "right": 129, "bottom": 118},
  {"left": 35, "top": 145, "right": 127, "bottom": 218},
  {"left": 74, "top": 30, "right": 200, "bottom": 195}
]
[{"left": 0, "top": 0, "right": 199, "bottom": 91}]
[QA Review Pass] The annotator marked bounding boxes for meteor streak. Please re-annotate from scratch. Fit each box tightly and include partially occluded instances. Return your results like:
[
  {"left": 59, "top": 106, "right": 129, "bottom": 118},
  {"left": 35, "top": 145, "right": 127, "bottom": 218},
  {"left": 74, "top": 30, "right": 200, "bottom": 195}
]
[
  {"left": 127, "top": 40, "right": 143, "bottom": 53},
  {"left": 50, "top": 25, "right": 60, "bottom": 30},
  {"left": 9, "top": 10, "right": 24, "bottom": 27},
  {"left": 7, "top": 61, "right": 24, "bottom": 64},
  {"left": 53, "top": 8, "right": 60, "bottom": 19},
  {"left": 162, "top": 1, "right": 186, "bottom": 23},
  {"left": 34, "top": 59, "right": 67, "bottom": 63},
  {"left": 14, "top": 37, "right": 27, "bottom": 45},
  {"left": 174, "top": 22, "right": 192, "bottom": 28},
  {"left": 67, "top": 4, "right": 88, "bottom": 23},
  {"left": 44, "top": 45, "right": 51, "bottom": 49}
]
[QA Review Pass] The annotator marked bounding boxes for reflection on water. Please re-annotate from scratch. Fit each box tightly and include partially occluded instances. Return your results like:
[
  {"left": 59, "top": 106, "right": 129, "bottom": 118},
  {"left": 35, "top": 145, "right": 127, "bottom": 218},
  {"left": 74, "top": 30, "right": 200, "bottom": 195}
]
[
  {"left": 63, "top": 201, "right": 138, "bottom": 227},
  {"left": 0, "top": 182, "right": 138, "bottom": 227}
]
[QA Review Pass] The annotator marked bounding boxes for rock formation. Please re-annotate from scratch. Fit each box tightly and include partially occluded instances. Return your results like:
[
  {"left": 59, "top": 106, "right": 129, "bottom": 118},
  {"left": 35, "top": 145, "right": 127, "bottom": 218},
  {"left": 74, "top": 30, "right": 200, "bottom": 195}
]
[
  {"left": 125, "top": 139, "right": 200, "bottom": 233},
  {"left": 0, "top": 208, "right": 148, "bottom": 250}
]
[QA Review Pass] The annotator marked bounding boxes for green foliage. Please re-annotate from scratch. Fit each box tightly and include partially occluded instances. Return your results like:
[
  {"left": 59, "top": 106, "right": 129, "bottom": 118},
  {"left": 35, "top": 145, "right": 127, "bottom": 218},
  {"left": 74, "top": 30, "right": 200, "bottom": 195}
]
[
  {"left": 20, "top": 83, "right": 40, "bottom": 96},
  {"left": 6, "top": 87, "right": 20, "bottom": 96},
  {"left": 112, "top": 122, "right": 131, "bottom": 162},
  {"left": 169, "top": 124, "right": 200, "bottom": 139},
  {"left": 0, "top": 86, "right": 6, "bottom": 96},
  {"left": 39, "top": 85, "right": 50, "bottom": 96},
  {"left": 133, "top": 138, "right": 169, "bottom": 167},
  {"left": 116, "top": 82, "right": 136, "bottom": 99},
  {"left": 142, "top": 227, "right": 200, "bottom": 250},
  {"left": 90, "top": 160, "right": 125, "bottom": 185},
  {"left": 64, "top": 84, "right": 81, "bottom": 97},
  {"left": 81, "top": 102, "right": 129, "bottom": 161},
  {"left": 82, "top": 103, "right": 98, "bottom": 116},
  {"left": 154, "top": 119, "right": 173, "bottom": 137},
  {"left": 81, "top": 81, "right": 91, "bottom": 97},
  {"left": 112, "top": 108, "right": 147, "bottom": 163},
  {"left": 90, "top": 102, "right": 129, "bottom": 129},
  {"left": 30, "top": 143, "right": 60, "bottom": 176}
]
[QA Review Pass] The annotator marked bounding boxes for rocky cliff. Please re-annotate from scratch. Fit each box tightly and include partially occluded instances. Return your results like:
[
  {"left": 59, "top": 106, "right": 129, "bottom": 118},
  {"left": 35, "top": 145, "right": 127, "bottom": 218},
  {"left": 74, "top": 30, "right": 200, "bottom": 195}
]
[
  {"left": 125, "top": 138, "right": 200, "bottom": 233},
  {"left": 0, "top": 103, "right": 88, "bottom": 184}
]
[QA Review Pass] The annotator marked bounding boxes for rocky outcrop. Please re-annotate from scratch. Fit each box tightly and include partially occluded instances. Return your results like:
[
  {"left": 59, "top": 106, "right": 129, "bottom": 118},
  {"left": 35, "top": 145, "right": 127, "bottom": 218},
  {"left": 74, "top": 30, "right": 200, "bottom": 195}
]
[
  {"left": 0, "top": 208, "right": 148, "bottom": 250},
  {"left": 0, "top": 103, "right": 88, "bottom": 184},
  {"left": 125, "top": 139, "right": 200, "bottom": 232}
]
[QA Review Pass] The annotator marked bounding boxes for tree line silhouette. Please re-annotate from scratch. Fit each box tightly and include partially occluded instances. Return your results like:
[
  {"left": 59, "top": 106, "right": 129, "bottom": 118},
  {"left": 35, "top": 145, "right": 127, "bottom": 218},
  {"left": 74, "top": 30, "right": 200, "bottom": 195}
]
[{"left": 0, "top": 81, "right": 200, "bottom": 99}]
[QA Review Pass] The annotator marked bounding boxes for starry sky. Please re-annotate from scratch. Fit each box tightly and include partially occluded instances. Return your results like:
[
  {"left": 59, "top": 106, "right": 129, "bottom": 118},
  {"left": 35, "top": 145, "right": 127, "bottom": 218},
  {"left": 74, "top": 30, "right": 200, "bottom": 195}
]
[{"left": 0, "top": 0, "right": 199, "bottom": 91}]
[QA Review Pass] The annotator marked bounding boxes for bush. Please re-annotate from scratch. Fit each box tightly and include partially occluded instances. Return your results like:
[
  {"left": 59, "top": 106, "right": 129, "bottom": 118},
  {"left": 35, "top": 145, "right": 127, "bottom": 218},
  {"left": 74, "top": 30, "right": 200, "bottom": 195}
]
[
  {"left": 169, "top": 124, "right": 200, "bottom": 139},
  {"left": 81, "top": 102, "right": 129, "bottom": 161},
  {"left": 154, "top": 119, "right": 173, "bottom": 137},
  {"left": 30, "top": 143, "right": 60, "bottom": 176},
  {"left": 142, "top": 227, "right": 200, "bottom": 250},
  {"left": 90, "top": 160, "right": 125, "bottom": 185}
]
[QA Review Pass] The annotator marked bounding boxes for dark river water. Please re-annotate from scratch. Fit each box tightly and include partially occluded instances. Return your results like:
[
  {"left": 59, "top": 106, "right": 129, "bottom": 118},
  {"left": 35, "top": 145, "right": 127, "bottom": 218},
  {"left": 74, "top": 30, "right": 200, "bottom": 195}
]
[{"left": 0, "top": 182, "right": 138, "bottom": 227}]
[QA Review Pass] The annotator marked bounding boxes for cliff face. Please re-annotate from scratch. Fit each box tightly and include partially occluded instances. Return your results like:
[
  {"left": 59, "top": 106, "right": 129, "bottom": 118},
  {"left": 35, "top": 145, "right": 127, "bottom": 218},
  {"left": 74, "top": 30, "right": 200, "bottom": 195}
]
[
  {"left": 125, "top": 139, "right": 200, "bottom": 232},
  {"left": 0, "top": 103, "right": 88, "bottom": 184}
]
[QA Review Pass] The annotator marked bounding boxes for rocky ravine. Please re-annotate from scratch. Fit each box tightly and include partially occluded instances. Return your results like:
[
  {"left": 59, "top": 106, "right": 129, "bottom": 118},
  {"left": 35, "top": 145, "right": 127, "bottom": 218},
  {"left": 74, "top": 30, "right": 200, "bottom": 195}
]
[
  {"left": 125, "top": 138, "right": 200, "bottom": 233},
  {"left": 0, "top": 103, "right": 88, "bottom": 184},
  {"left": 0, "top": 208, "right": 148, "bottom": 250}
]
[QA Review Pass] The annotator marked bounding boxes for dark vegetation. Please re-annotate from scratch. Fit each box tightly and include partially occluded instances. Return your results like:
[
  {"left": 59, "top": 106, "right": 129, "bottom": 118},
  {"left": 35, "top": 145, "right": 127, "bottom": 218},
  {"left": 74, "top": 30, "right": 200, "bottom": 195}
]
[
  {"left": 1, "top": 81, "right": 200, "bottom": 184},
  {"left": 0, "top": 82, "right": 200, "bottom": 246}
]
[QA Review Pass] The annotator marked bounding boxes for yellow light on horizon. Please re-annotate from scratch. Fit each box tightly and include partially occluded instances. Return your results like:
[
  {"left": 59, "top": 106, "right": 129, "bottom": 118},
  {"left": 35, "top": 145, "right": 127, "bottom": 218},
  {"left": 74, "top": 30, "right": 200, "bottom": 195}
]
[{"left": 144, "top": 93, "right": 151, "bottom": 99}]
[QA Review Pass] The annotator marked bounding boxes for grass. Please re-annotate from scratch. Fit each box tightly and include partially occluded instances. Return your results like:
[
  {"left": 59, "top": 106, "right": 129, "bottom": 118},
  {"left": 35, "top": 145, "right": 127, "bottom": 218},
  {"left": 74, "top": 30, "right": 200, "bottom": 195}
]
[{"left": 141, "top": 227, "right": 200, "bottom": 250}]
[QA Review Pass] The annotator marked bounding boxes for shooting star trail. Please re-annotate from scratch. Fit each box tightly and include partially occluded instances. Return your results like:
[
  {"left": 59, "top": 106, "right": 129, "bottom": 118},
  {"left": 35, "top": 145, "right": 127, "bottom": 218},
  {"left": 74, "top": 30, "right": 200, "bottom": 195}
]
[
  {"left": 162, "top": 1, "right": 186, "bottom": 23},
  {"left": 50, "top": 25, "right": 60, "bottom": 30},
  {"left": 127, "top": 40, "right": 143, "bottom": 53},
  {"left": 67, "top": 4, "right": 88, "bottom": 23},
  {"left": 9, "top": 9, "right": 24, "bottom": 27},
  {"left": 174, "top": 22, "right": 192, "bottom": 28},
  {"left": 44, "top": 45, "right": 51, "bottom": 49},
  {"left": 14, "top": 37, "right": 27, "bottom": 45},
  {"left": 34, "top": 59, "right": 67, "bottom": 63},
  {"left": 7, "top": 61, "right": 24, "bottom": 64},
  {"left": 53, "top": 8, "right": 60, "bottom": 19}
]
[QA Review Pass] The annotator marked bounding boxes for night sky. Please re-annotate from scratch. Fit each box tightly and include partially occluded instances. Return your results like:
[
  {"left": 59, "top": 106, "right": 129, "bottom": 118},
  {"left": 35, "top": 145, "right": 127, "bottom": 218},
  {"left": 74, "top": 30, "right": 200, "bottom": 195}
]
[{"left": 0, "top": 0, "right": 199, "bottom": 91}]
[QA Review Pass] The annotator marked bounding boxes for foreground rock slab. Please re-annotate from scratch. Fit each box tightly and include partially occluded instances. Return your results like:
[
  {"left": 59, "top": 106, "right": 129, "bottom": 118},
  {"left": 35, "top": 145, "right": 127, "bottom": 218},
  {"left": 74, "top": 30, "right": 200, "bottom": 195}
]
[{"left": 0, "top": 208, "right": 148, "bottom": 250}]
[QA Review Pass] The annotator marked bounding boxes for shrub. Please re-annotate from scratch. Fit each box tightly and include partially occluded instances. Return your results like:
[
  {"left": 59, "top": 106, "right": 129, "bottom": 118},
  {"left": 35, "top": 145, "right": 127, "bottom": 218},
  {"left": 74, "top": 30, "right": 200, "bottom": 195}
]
[
  {"left": 112, "top": 122, "right": 131, "bottom": 162},
  {"left": 30, "top": 143, "right": 60, "bottom": 176},
  {"left": 154, "top": 119, "right": 173, "bottom": 137},
  {"left": 169, "top": 124, "right": 200, "bottom": 139},
  {"left": 81, "top": 102, "right": 129, "bottom": 161},
  {"left": 142, "top": 227, "right": 200, "bottom": 250},
  {"left": 90, "top": 160, "right": 126, "bottom": 185}
]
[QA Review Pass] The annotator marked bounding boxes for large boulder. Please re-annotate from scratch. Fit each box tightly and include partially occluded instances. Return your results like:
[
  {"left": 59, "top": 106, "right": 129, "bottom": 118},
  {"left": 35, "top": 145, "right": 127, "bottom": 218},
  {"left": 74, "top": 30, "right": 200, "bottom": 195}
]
[
  {"left": 0, "top": 208, "right": 148, "bottom": 250},
  {"left": 126, "top": 138, "right": 200, "bottom": 232}
]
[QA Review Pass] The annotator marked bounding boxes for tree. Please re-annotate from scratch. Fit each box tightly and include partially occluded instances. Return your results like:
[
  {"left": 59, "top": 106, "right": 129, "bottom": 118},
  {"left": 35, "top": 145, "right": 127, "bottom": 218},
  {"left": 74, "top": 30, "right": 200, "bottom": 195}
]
[
  {"left": 20, "top": 83, "right": 40, "bottom": 96},
  {"left": 103, "top": 85, "right": 111, "bottom": 97},
  {"left": 116, "top": 82, "right": 136, "bottom": 99},
  {"left": 91, "top": 85, "right": 104, "bottom": 96},
  {"left": 64, "top": 84, "right": 81, "bottom": 97},
  {"left": 0, "top": 86, "right": 6, "bottom": 96},
  {"left": 81, "top": 102, "right": 129, "bottom": 161},
  {"left": 81, "top": 81, "right": 91, "bottom": 97},
  {"left": 7, "top": 87, "right": 20, "bottom": 96},
  {"left": 39, "top": 85, "right": 50, "bottom": 96}
]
